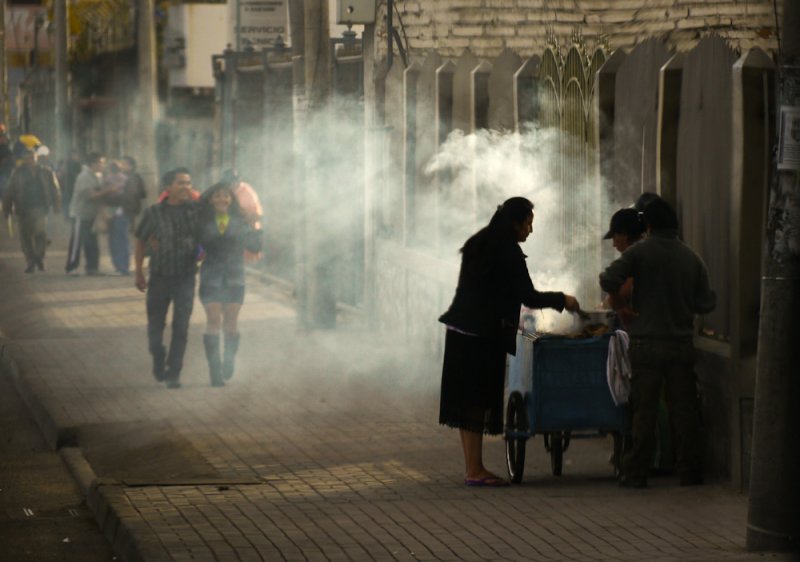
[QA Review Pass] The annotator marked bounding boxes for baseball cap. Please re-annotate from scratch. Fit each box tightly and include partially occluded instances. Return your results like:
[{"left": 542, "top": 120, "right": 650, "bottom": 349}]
[{"left": 603, "top": 208, "right": 642, "bottom": 240}]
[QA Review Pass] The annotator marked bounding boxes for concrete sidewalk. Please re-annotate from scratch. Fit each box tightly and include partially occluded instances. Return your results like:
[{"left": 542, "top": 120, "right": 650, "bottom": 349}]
[{"left": 0, "top": 217, "right": 790, "bottom": 562}]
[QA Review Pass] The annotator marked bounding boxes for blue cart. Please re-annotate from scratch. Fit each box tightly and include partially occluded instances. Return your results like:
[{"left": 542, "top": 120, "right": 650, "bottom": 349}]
[{"left": 504, "top": 331, "right": 627, "bottom": 483}]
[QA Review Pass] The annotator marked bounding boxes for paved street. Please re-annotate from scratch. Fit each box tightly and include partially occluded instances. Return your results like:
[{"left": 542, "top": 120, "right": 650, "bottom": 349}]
[{"left": 0, "top": 217, "right": 791, "bottom": 562}]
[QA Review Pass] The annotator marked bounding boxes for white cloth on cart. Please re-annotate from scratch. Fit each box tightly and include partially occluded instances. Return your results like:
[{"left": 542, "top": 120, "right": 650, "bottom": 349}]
[{"left": 607, "top": 330, "right": 631, "bottom": 405}]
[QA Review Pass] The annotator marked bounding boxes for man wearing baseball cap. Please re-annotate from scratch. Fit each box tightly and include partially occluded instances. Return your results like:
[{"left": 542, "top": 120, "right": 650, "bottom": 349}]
[{"left": 603, "top": 208, "right": 645, "bottom": 253}]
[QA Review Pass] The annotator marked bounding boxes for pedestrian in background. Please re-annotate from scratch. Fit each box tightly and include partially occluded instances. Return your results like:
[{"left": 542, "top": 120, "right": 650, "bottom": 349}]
[
  {"left": 35, "top": 145, "right": 52, "bottom": 170},
  {"left": 57, "top": 150, "right": 83, "bottom": 219},
  {"left": 2, "top": 148, "right": 61, "bottom": 273},
  {"left": 134, "top": 168, "right": 198, "bottom": 389},
  {"left": 13, "top": 133, "right": 41, "bottom": 158},
  {"left": 600, "top": 198, "right": 716, "bottom": 489},
  {"left": 0, "top": 124, "right": 14, "bottom": 200},
  {"left": 438, "top": 197, "right": 580, "bottom": 487},
  {"left": 119, "top": 156, "right": 148, "bottom": 230},
  {"left": 65, "top": 153, "right": 112, "bottom": 275},
  {"left": 101, "top": 160, "right": 133, "bottom": 275},
  {"left": 196, "top": 182, "right": 263, "bottom": 386},
  {"left": 101, "top": 156, "right": 147, "bottom": 275}
]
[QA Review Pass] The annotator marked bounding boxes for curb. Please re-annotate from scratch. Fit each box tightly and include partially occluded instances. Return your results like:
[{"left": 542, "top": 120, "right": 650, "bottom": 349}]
[
  {"left": 0, "top": 338, "right": 76, "bottom": 449},
  {"left": 61, "top": 448, "right": 169, "bottom": 562},
  {"left": 1, "top": 337, "right": 168, "bottom": 562}
]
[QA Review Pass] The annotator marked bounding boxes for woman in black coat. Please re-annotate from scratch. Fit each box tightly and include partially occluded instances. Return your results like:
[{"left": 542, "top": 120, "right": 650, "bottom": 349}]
[
  {"left": 196, "top": 182, "right": 263, "bottom": 386},
  {"left": 438, "top": 197, "right": 580, "bottom": 486}
]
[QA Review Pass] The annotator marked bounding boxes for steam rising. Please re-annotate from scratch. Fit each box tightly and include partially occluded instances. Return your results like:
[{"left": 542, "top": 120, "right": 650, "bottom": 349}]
[
  {"left": 425, "top": 125, "right": 616, "bottom": 332},
  {"left": 231, "top": 104, "right": 627, "bottom": 395}
]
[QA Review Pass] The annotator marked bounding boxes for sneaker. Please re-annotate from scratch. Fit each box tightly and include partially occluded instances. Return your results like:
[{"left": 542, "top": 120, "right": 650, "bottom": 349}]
[
  {"left": 24, "top": 263, "right": 35, "bottom": 273},
  {"left": 36, "top": 260, "right": 45, "bottom": 272},
  {"left": 166, "top": 379, "right": 182, "bottom": 389}
]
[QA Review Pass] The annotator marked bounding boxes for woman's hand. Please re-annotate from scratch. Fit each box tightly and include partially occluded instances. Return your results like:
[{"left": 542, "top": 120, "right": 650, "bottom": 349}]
[{"left": 564, "top": 294, "right": 580, "bottom": 312}]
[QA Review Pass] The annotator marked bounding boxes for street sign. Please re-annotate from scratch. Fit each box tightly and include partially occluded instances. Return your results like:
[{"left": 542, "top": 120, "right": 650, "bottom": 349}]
[
  {"left": 230, "top": 0, "right": 288, "bottom": 51},
  {"left": 777, "top": 105, "right": 800, "bottom": 171}
]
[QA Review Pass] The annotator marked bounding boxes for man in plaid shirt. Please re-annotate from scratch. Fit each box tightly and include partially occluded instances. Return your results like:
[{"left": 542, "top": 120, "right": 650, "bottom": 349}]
[{"left": 134, "top": 167, "right": 199, "bottom": 389}]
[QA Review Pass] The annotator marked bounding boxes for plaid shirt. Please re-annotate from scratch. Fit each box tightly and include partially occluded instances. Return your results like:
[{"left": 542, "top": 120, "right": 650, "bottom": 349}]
[{"left": 135, "top": 200, "right": 198, "bottom": 277}]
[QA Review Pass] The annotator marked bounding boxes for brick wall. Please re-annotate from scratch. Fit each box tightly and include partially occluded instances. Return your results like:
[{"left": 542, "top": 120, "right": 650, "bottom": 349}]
[{"left": 377, "top": 0, "right": 780, "bottom": 58}]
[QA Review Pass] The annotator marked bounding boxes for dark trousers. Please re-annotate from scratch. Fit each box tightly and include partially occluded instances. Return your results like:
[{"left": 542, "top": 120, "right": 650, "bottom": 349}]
[
  {"left": 624, "top": 337, "right": 702, "bottom": 479},
  {"left": 18, "top": 208, "right": 48, "bottom": 266},
  {"left": 65, "top": 218, "right": 99, "bottom": 273},
  {"left": 108, "top": 213, "right": 130, "bottom": 274},
  {"left": 146, "top": 274, "right": 196, "bottom": 379}
]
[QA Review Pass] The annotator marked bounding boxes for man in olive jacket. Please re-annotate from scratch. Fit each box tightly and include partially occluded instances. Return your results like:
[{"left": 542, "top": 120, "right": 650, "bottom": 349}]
[
  {"left": 599, "top": 198, "right": 716, "bottom": 489},
  {"left": 2, "top": 149, "right": 61, "bottom": 272}
]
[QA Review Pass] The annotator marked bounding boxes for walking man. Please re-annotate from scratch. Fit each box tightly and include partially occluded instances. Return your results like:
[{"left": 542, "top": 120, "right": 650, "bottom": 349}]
[
  {"left": 134, "top": 168, "right": 198, "bottom": 389},
  {"left": 65, "top": 153, "right": 112, "bottom": 275},
  {"left": 2, "top": 148, "right": 61, "bottom": 273},
  {"left": 599, "top": 198, "right": 716, "bottom": 489}
]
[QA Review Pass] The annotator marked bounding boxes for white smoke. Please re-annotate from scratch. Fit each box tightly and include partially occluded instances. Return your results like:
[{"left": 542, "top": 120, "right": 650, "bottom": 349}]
[{"left": 424, "top": 124, "right": 615, "bottom": 332}]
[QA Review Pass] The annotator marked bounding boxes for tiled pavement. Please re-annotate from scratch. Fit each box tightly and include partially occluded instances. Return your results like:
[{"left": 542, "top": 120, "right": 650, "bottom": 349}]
[{"left": 0, "top": 218, "right": 791, "bottom": 562}]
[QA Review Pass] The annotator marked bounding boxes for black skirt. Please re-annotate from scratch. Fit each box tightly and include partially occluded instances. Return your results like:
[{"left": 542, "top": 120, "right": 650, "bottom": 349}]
[{"left": 439, "top": 329, "right": 507, "bottom": 435}]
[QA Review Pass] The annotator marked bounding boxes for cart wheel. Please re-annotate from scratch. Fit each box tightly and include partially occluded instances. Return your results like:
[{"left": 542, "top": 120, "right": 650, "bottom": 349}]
[
  {"left": 612, "top": 432, "right": 624, "bottom": 478},
  {"left": 549, "top": 431, "right": 564, "bottom": 476},
  {"left": 505, "top": 392, "right": 528, "bottom": 484}
]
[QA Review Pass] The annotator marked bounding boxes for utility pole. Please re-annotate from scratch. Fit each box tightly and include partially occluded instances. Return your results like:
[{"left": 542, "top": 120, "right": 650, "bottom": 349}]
[
  {"left": 300, "top": 0, "right": 335, "bottom": 328},
  {"left": 54, "top": 0, "right": 69, "bottom": 161},
  {"left": 136, "top": 0, "right": 159, "bottom": 198},
  {"left": 0, "top": 0, "right": 7, "bottom": 127},
  {"left": 746, "top": 1, "right": 800, "bottom": 553}
]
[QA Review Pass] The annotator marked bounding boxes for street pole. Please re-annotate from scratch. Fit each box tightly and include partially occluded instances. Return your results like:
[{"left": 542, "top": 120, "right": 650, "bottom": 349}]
[
  {"left": 0, "top": 0, "right": 8, "bottom": 127},
  {"left": 235, "top": 0, "right": 241, "bottom": 52},
  {"left": 746, "top": 1, "right": 800, "bottom": 553},
  {"left": 54, "top": 0, "right": 69, "bottom": 161},
  {"left": 136, "top": 0, "right": 159, "bottom": 198},
  {"left": 301, "top": 0, "right": 335, "bottom": 328}
]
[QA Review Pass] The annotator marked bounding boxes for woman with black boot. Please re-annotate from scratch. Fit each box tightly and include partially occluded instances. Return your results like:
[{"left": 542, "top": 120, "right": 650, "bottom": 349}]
[{"left": 196, "top": 182, "right": 263, "bottom": 386}]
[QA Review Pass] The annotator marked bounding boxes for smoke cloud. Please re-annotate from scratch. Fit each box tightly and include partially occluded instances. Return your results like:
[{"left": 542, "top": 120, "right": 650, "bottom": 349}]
[{"left": 425, "top": 124, "right": 620, "bottom": 332}]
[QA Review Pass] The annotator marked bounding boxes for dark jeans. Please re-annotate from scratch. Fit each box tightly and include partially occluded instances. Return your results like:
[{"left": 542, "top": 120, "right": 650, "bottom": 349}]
[
  {"left": 65, "top": 218, "right": 99, "bottom": 273},
  {"left": 146, "top": 274, "right": 196, "bottom": 379},
  {"left": 108, "top": 213, "right": 130, "bottom": 274},
  {"left": 18, "top": 208, "right": 48, "bottom": 266},
  {"left": 624, "top": 337, "right": 702, "bottom": 479}
]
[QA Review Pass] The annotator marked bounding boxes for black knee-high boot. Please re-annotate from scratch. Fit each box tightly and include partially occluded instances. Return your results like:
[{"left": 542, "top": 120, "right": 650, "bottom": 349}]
[
  {"left": 222, "top": 332, "right": 240, "bottom": 381},
  {"left": 203, "top": 334, "right": 224, "bottom": 387}
]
